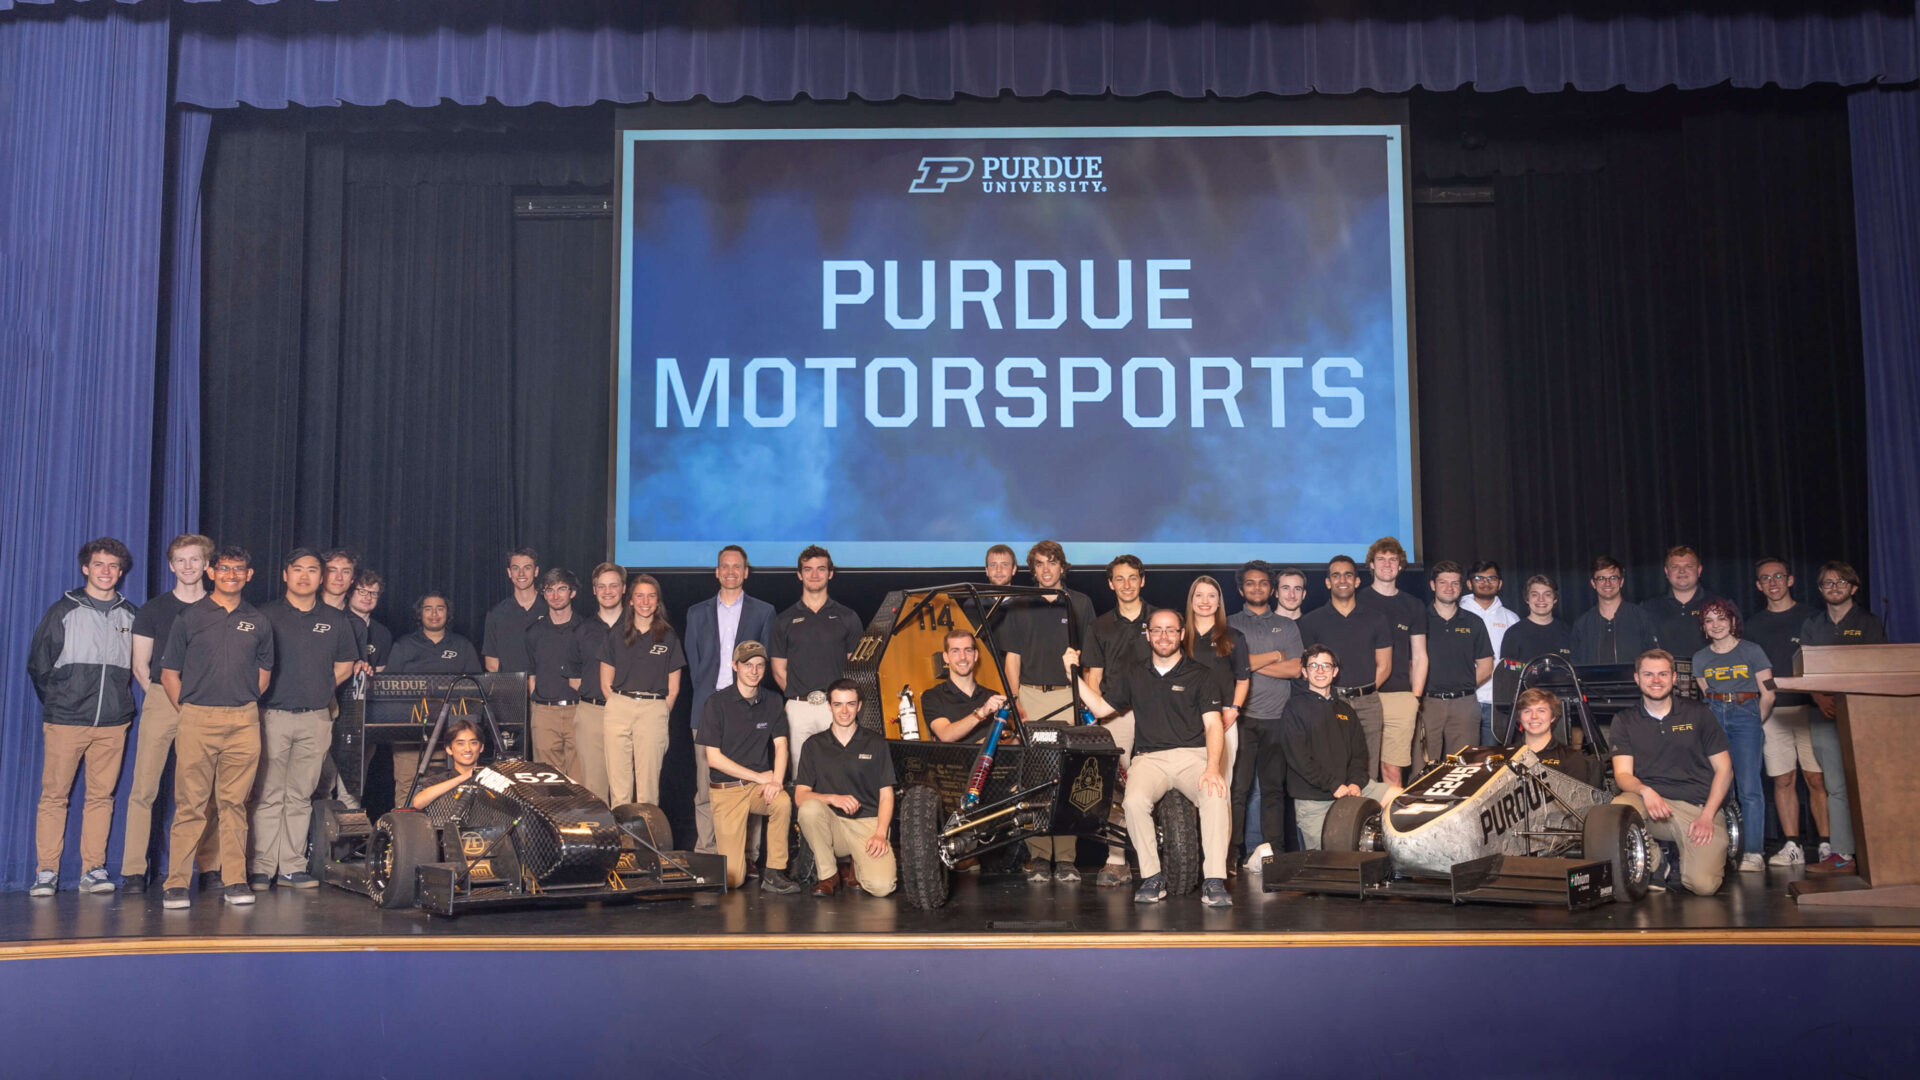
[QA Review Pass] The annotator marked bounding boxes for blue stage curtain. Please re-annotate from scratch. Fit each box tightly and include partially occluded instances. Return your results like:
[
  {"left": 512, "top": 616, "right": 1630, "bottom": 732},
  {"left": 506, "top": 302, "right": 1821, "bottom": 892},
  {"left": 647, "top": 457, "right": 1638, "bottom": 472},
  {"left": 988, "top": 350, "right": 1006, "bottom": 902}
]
[
  {"left": 164, "top": 1, "right": 1920, "bottom": 108},
  {"left": 156, "top": 108, "right": 212, "bottom": 578},
  {"left": 1849, "top": 84, "right": 1920, "bottom": 643},
  {"left": 0, "top": 3, "right": 172, "bottom": 890}
]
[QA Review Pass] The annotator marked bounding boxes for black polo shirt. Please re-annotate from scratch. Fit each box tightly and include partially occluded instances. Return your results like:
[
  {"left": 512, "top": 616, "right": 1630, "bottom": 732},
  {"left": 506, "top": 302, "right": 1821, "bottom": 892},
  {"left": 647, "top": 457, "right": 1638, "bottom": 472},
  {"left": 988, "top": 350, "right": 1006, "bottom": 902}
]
[
  {"left": 1425, "top": 605, "right": 1493, "bottom": 694},
  {"left": 133, "top": 592, "right": 193, "bottom": 686},
  {"left": 1102, "top": 655, "right": 1223, "bottom": 756},
  {"left": 1799, "top": 604, "right": 1888, "bottom": 649},
  {"left": 1188, "top": 626, "right": 1251, "bottom": 707},
  {"left": 353, "top": 614, "right": 394, "bottom": 669},
  {"left": 697, "top": 684, "right": 788, "bottom": 775},
  {"left": 386, "top": 630, "right": 480, "bottom": 674},
  {"left": 596, "top": 625, "right": 685, "bottom": 695},
  {"left": 159, "top": 597, "right": 276, "bottom": 707},
  {"left": 1297, "top": 602, "right": 1392, "bottom": 689},
  {"left": 482, "top": 596, "right": 543, "bottom": 673},
  {"left": 258, "top": 598, "right": 357, "bottom": 711},
  {"left": 1744, "top": 602, "right": 1813, "bottom": 707},
  {"left": 1531, "top": 740, "right": 1604, "bottom": 789},
  {"left": 1570, "top": 602, "right": 1659, "bottom": 665},
  {"left": 1641, "top": 591, "right": 1728, "bottom": 656},
  {"left": 1494, "top": 617, "right": 1574, "bottom": 704},
  {"left": 770, "top": 598, "right": 864, "bottom": 697},
  {"left": 525, "top": 612, "right": 587, "bottom": 702},
  {"left": 1610, "top": 697, "right": 1729, "bottom": 806},
  {"left": 1355, "top": 587, "right": 1426, "bottom": 693},
  {"left": 920, "top": 678, "right": 998, "bottom": 744},
  {"left": 999, "top": 590, "right": 1097, "bottom": 687},
  {"left": 1279, "top": 689, "right": 1368, "bottom": 800},
  {"left": 795, "top": 725, "right": 896, "bottom": 818},
  {"left": 1081, "top": 604, "right": 1154, "bottom": 673}
]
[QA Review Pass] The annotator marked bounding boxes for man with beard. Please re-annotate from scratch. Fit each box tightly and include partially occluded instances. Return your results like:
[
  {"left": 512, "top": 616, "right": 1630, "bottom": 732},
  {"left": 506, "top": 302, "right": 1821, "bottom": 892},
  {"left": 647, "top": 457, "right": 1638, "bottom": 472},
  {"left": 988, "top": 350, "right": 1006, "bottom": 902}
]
[{"left": 1610, "top": 650, "right": 1733, "bottom": 895}]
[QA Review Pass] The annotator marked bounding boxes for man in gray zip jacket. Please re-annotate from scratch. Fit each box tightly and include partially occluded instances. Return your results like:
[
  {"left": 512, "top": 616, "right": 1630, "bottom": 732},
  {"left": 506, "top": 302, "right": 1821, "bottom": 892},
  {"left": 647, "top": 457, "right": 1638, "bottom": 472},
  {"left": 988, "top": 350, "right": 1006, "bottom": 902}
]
[{"left": 26, "top": 537, "right": 139, "bottom": 896}]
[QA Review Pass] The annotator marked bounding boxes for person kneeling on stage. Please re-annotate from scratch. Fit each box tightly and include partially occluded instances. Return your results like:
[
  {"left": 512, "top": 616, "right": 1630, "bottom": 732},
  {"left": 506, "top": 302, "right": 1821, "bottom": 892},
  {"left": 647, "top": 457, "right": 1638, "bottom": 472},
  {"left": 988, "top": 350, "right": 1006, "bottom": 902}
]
[
  {"left": 1283, "top": 645, "right": 1392, "bottom": 850},
  {"left": 1610, "top": 649, "right": 1733, "bottom": 895},
  {"left": 1066, "top": 609, "right": 1233, "bottom": 908},
  {"left": 698, "top": 641, "right": 801, "bottom": 894},
  {"left": 1513, "top": 688, "right": 1604, "bottom": 789},
  {"left": 795, "top": 680, "right": 897, "bottom": 897},
  {"left": 410, "top": 719, "right": 486, "bottom": 809}
]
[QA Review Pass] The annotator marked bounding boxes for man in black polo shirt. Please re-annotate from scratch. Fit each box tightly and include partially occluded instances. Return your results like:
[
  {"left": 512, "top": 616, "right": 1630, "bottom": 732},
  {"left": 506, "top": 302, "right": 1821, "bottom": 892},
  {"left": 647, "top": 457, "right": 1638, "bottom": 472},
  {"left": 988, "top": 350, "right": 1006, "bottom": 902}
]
[
  {"left": 698, "top": 641, "right": 800, "bottom": 893},
  {"left": 1355, "top": 537, "right": 1426, "bottom": 786},
  {"left": 384, "top": 592, "right": 480, "bottom": 801},
  {"left": 1068, "top": 608, "right": 1232, "bottom": 907},
  {"left": 525, "top": 568, "right": 587, "bottom": 783},
  {"left": 1798, "top": 560, "right": 1888, "bottom": 874},
  {"left": 347, "top": 569, "right": 394, "bottom": 670},
  {"left": 921, "top": 630, "right": 1006, "bottom": 744},
  {"left": 1641, "top": 545, "right": 1727, "bottom": 657},
  {"left": 1610, "top": 649, "right": 1733, "bottom": 895},
  {"left": 1000, "top": 539, "right": 1098, "bottom": 881},
  {"left": 1297, "top": 555, "right": 1393, "bottom": 783},
  {"left": 249, "top": 549, "right": 357, "bottom": 891},
  {"left": 1420, "top": 561, "right": 1494, "bottom": 765},
  {"left": 1572, "top": 555, "right": 1659, "bottom": 664},
  {"left": 482, "top": 546, "right": 543, "bottom": 675},
  {"left": 157, "top": 545, "right": 276, "bottom": 909},
  {"left": 770, "top": 545, "right": 864, "bottom": 779},
  {"left": 796, "top": 679, "right": 897, "bottom": 897},
  {"left": 1080, "top": 554, "right": 1154, "bottom": 886},
  {"left": 1744, "top": 557, "right": 1826, "bottom": 867}
]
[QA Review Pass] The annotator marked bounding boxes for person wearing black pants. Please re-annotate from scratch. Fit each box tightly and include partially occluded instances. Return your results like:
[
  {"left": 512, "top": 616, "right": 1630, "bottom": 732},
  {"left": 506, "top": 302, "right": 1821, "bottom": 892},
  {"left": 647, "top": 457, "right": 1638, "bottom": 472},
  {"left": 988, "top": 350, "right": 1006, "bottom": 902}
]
[{"left": 1228, "top": 560, "right": 1304, "bottom": 870}]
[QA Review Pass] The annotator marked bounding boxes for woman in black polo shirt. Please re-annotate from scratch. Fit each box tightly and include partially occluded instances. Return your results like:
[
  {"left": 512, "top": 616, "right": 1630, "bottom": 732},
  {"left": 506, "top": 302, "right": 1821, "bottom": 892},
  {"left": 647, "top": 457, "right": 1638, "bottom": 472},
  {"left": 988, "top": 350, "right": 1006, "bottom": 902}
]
[
  {"left": 1184, "top": 575, "right": 1250, "bottom": 833},
  {"left": 596, "top": 573, "right": 685, "bottom": 809}
]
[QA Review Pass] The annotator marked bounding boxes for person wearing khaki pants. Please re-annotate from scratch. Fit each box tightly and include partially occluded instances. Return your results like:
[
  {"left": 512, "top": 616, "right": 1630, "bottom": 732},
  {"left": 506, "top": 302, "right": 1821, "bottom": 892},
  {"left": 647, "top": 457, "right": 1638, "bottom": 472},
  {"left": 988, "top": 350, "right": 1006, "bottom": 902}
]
[
  {"left": 1608, "top": 650, "right": 1735, "bottom": 896},
  {"left": 697, "top": 641, "right": 799, "bottom": 894},
  {"left": 120, "top": 687, "right": 219, "bottom": 884},
  {"left": 157, "top": 545, "right": 277, "bottom": 909},
  {"left": 597, "top": 573, "right": 684, "bottom": 807},
  {"left": 525, "top": 568, "right": 591, "bottom": 782},
  {"left": 25, "top": 537, "right": 142, "bottom": 897},
  {"left": 795, "top": 681, "right": 898, "bottom": 897}
]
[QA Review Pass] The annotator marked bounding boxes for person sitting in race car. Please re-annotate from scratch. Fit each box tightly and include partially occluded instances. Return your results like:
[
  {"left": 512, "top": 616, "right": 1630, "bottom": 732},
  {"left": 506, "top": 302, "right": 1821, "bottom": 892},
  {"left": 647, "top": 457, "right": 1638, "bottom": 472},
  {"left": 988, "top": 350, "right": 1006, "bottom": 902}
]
[
  {"left": 1512, "top": 688, "right": 1604, "bottom": 789},
  {"left": 1610, "top": 649, "right": 1734, "bottom": 895},
  {"left": 410, "top": 718, "right": 486, "bottom": 809},
  {"left": 1281, "top": 644, "right": 1392, "bottom": 851},
  {"left": 1065, "top": 608, "right": 1234, "bottom": 908},
  {"left": 795, "top": 679, "right": 897, "bottom": 897}
]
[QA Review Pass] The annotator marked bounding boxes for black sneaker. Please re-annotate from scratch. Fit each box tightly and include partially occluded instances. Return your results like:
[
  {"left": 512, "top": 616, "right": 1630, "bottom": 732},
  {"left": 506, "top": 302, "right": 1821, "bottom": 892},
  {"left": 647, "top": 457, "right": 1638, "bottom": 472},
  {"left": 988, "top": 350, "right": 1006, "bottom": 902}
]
[
  {"left": 161, "top": 887, "right": 190, "bottom": 910},
  {"left": 199, "top": 871, "right": 224, "bottom": 892},
  {"left": 277, "top": 872, "right": 319, "bottom": 890},
  {"left": 1025, "top": 859, "right": 1054, "bottom": 884},
  {"left": 121, "top": 874, "right": 146, "bottom": 895},
  {"left": 248, "top": 873, "right": 272, "bottom": 892},
  {"left": 223, "top": 883, "right": 256, "bottom": 906},
  {"left": 1054, "top": 861, "right": 1082, "bottom": 883},
  {"left": 1201, "top": 878, "right": 1233, "bottom": 907},
  {"left": 759, "top": 867, "right": 801, "bottom": 895},
  {"left": 1133, "top": 873, "right": 1168, "bottom": 904}
]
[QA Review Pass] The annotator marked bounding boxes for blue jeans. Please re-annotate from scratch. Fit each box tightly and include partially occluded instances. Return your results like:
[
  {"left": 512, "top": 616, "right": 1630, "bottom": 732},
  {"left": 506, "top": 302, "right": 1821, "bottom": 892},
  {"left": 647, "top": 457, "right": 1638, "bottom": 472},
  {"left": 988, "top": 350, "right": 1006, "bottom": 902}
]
[
  {"left": 1809, "top": 718, "right": 1854, "bottom": 855},
  {"left": 1709, "top": 698, "right": 1765, "bottom": 855},
  {"left": 1478, "top": 702, "right": 1495, "bottom": 745}
]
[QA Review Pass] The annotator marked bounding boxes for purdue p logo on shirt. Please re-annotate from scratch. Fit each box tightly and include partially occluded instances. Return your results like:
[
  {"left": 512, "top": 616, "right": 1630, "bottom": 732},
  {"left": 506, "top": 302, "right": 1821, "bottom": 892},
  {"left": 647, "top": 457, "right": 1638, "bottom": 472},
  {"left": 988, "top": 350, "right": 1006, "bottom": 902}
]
[
  {"left": 440, "top": 649, "right": 458, "bottom": 660},
  {"left": 235, "top": 621, "right": 256, "bottom": 632},
  {"left": 650, "top": 643, "right": 669, "bottom": 656}
]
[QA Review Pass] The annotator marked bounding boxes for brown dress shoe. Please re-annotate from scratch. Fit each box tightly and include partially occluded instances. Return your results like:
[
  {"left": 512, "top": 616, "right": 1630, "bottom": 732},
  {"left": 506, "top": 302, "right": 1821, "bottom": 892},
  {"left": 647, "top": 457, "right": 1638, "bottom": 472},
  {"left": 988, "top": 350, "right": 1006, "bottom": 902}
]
[
  {"left": 838, "top": 857, "right": 863, "bottom": 894},
  {"left": 811, "top": 871, "right": 841, "bottom": 897}
]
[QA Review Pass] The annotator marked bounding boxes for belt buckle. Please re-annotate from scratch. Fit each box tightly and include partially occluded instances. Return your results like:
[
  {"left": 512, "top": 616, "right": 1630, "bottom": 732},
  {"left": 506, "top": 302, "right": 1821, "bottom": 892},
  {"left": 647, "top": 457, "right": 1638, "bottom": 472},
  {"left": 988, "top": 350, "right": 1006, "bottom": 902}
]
[{"left": 805, "top": 690, "right": 827, "bottom": 706}]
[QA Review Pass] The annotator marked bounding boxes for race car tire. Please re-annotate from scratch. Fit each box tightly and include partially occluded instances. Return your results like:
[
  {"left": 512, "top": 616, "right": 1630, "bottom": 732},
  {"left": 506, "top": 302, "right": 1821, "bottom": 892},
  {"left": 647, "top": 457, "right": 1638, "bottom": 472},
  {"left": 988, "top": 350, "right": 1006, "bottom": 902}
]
[
  {"left": 370, "top": 811, "right": 436, "bottom": 910},
  {"left": 1155, "top": 791, "right": 1201, "bottom": 895},
  {"left": 1721, "top": 801, "right": 1744, "bottom": 881},
  {"left": 1583, "top": 802, "right": 1650, "bottom": 902},
  {"left": 307, "top": 799, "right": 345, "bottom": 880},
  {"left": 789, "top": 819, "right": 818, "bottom": 888},
  {"left": 1321, "top": 796, "right": 1385, "bottom": 853},
  {"left": 899, "top": 786, "right": 950, "bottom": 910}
]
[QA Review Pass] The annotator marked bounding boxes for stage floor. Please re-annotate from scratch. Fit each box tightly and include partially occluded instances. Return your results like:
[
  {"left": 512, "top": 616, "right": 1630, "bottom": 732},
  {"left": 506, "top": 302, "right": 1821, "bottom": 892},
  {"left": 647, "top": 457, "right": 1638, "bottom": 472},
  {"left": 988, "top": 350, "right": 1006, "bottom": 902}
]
[{"left": 5, "top": 860, "right": 1915, "bottom": 953}]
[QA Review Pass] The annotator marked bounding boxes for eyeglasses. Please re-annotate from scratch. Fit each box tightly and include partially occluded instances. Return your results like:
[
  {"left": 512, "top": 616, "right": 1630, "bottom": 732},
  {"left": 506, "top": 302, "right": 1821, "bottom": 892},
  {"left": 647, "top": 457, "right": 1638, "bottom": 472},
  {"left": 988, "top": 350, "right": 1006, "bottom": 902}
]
[
  {"left": 1305, "top": 662, "right": 1336, "bottom": 672},
  {"left": 1758, "top": 573, "right": 1789, "bottom": 583},
  {"left": 1146, "top": 628, "right": 1182, "bottom": 637},
  {"left": 1471, "top": 575, "right": 1500, "bottom": 583},
  {"left": 1818, "top": 579, "right": 1850, "bottom": 589},
  {"left": 1591, "top": 575, "right": 1623, "bottom": 584},
  {"left": 352, "top": 587, "right": 381, "bottom": 597}
]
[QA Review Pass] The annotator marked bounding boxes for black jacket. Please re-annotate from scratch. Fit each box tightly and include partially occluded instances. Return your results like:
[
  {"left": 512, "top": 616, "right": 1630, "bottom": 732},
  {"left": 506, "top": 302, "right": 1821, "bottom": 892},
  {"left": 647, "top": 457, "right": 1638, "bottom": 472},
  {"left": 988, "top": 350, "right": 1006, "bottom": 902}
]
[{"left": 27, "top": 590, "right": 139, "bottom": 726}]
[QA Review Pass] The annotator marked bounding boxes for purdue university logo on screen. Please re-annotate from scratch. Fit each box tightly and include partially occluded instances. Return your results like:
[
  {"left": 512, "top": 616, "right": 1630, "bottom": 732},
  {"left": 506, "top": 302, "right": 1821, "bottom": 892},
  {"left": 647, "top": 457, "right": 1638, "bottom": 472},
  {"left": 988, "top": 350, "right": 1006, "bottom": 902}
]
[{"left": 910, "top": 154, "right": 1107, "bottom": 195}]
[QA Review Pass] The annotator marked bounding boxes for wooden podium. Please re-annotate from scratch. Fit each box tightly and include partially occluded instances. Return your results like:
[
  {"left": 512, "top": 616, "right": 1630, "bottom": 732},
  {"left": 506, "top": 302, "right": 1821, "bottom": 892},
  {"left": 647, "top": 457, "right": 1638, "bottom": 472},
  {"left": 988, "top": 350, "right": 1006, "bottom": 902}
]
[{"left": 1777, "top": 643, "right": 1920, "bottom": 908}]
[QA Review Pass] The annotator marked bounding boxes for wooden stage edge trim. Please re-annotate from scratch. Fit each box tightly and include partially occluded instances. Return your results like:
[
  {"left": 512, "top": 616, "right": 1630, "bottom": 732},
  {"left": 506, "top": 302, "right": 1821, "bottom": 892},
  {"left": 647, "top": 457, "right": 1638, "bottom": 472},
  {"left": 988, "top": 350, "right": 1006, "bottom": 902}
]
[{"left": 5, "top": 928, "right": 1920, "bottom": 962}]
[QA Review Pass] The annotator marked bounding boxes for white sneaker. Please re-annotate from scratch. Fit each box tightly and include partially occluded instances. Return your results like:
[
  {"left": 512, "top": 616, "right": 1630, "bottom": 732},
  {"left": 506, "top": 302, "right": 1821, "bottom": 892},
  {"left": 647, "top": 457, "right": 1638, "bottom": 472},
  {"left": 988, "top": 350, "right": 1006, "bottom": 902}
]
[
  {"left": 1769, "top": 841, "right": 1805, "bottom": 866},
  {"left": 1243, "top": 842, "right": 1273, "bottom": 871},
  {"left": 1818, "top": 841, "right": 1833, "bottom": 861},
  {"left": 1740, "top": 853, "right": 1766, "bottom": 872}
]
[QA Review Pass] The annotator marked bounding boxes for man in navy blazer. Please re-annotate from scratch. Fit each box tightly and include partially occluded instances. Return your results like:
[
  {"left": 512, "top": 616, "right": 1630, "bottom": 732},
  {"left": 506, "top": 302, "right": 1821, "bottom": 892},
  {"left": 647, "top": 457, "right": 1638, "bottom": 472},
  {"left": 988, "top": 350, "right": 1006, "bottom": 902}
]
[{"left": 684, "top": 545, "right": 775, "bottom": 854}]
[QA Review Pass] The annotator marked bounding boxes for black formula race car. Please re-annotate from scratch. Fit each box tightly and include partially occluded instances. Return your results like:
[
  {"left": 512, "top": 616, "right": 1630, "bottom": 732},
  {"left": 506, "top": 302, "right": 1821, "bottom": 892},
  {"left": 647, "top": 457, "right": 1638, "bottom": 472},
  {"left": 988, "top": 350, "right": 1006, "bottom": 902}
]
[
  {"left": 1267, "top": 659, "right": 1741, "bottom": 909},
  {"left": 311, "top": 676, "right": 725, "bottom": 915}
]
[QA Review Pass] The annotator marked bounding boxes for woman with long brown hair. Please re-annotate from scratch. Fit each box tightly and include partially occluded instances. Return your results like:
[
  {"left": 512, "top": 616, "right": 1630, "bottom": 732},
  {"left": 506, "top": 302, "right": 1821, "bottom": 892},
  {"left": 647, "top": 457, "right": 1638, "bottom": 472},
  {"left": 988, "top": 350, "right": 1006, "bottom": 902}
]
[
  {"left": 1185, "top": 575, "right": 1250, "bottom": 866},
  {"left": 596, "top": 573, "right": 684, "bottom": 807}
]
